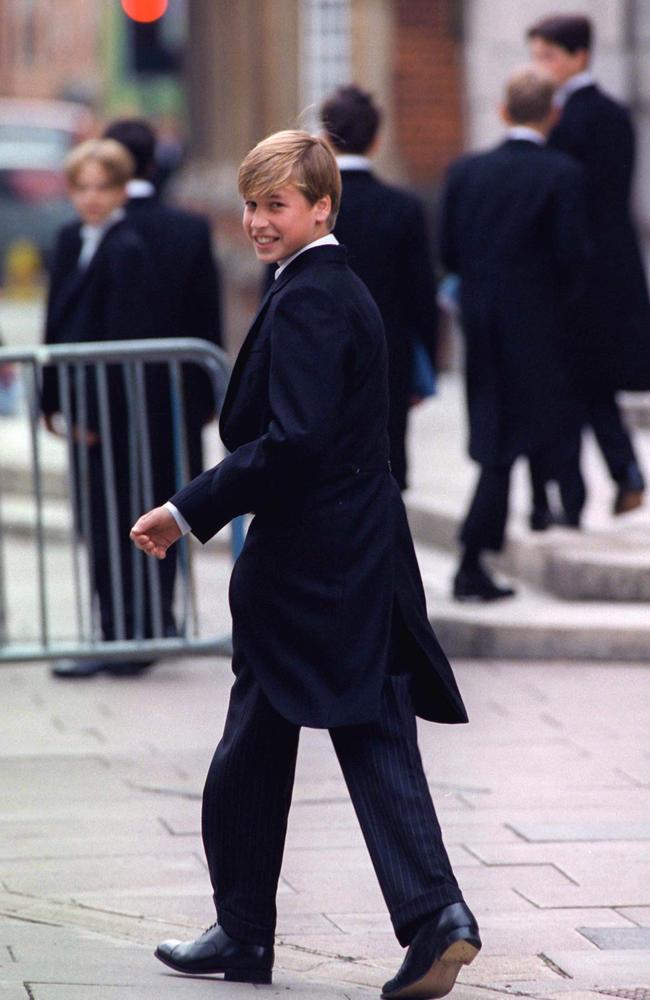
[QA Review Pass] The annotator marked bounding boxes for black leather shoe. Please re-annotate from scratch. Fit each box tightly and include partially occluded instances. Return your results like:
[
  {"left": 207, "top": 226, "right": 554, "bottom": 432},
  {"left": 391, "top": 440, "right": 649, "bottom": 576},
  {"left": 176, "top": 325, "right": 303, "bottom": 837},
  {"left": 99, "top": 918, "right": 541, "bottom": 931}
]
[
  {"left": 382, "top": 902, "right": 481, "bottom": 999},
  {"left": 530, "top": 509, "right": 581, "bottom": 531},
  {"left": 154, "top": 923, "right": 273, "bottom": 983},
  {"left": 613, "top": 487, "right": 644, "bottom": 515},
  {"left": 529, "top": 507, "right": 552, "bottom": 532},
  {"left": 453, "top": 566, "right": 515, "bottom": 602},
  {"left": 51, "top": 658, "right": 154, "bottom": 678}
]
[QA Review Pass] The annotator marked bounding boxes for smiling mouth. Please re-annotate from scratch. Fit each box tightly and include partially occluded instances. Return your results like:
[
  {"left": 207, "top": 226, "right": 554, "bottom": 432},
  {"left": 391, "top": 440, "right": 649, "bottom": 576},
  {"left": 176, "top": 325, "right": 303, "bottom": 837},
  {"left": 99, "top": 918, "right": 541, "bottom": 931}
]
[{"left": 253, "top": 235, "right": 279, "bottom": 246}]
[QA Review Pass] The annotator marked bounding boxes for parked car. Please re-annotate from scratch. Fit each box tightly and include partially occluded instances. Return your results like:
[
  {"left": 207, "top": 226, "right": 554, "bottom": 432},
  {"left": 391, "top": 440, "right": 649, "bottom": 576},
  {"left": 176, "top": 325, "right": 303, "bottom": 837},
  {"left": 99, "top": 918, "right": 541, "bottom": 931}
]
[{"left": 0, "top": 98, "right": 95, "bottom": 284}]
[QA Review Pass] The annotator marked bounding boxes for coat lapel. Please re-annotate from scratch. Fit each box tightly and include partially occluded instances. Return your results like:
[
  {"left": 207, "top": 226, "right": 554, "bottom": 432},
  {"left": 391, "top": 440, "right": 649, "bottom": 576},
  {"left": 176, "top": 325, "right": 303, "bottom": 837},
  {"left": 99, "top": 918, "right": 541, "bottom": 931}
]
[{"left": 219, "top": 245, "right": 346, "bottom": 428}]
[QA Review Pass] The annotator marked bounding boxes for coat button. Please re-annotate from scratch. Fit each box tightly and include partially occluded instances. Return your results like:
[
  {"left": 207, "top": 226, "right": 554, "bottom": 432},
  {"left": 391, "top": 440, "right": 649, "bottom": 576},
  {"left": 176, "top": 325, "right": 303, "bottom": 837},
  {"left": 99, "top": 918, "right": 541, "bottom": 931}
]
[{"left": 353, "top": 466, "right": 360, "bottom": 474}]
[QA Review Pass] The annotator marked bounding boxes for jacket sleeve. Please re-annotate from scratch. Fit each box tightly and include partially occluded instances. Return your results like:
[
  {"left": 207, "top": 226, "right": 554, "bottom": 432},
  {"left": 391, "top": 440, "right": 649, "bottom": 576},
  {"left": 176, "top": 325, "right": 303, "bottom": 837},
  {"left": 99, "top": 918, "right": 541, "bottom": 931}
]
[
  {"left": 41, "top": 228, "right": 73, "bottom": 415},
  {"left": 550, "top": 162, "right": 589, "bottom": 305},
  {"left": 399, "top": 197, "right": 438, "bottom": 368},
  {"left": 437, "top": 165, "right": 459, "bottom": 276},
  {"left": 170, "top": 286, "right": 351, "bottom": 542}
]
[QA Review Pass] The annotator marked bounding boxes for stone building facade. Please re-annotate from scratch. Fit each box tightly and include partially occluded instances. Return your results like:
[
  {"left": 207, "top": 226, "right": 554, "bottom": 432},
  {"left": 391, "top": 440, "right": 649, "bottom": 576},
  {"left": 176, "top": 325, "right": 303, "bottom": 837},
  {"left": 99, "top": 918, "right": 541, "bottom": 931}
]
[{"left": 0, "top": 0, "right": 101, "bottom": 102}]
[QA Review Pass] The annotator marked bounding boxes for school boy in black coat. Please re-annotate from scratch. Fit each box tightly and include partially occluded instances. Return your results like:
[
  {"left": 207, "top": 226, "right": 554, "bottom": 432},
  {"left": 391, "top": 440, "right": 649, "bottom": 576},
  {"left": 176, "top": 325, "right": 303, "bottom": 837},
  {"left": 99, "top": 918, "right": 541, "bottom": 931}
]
[
  {"left": 529, "top": 13, "right": 649, "bottom": 515},
  {"left": 103, "top": 118, "right": 223, "bottom": 479},
  {"left": 319, "top": 85, "right": 439, "bottom": 491},
  {"left": 439, "top": 68, "right": 587, "bottom": 600},
  {"left": 41, "top": 139, "right": 168, "bottom": 676},
  {"left": 131, "top": 131, "right": 481, "bottom": 999}
]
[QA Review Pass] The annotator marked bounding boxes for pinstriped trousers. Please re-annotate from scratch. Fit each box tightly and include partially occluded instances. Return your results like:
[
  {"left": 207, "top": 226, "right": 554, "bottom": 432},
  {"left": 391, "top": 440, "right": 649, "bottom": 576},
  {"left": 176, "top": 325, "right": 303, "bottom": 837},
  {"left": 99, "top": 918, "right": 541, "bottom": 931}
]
[{"left": 201, "top": 649, "right": 463, "bottom": 949}]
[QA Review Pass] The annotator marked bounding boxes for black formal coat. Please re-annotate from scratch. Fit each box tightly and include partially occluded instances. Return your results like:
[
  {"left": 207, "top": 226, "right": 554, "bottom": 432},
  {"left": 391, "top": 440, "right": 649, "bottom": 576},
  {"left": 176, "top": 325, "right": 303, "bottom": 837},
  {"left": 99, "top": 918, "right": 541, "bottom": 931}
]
[
  {"left": 439, "top": 139, "right": 587, "bottom": 466},
  {"left": 549, "top": 84, "right": 650, "bottom": 390},
  {"left": 333, "top": 170, "right": 438, "bottom": 488},
  {"left": 123, "top": 195, "right": 223, "bottom": 475},
  {"left": 41, "top": 218, "right": 156, "bottom": 429},
  {"left": 171, "top": 244, "right": 466, "bottom": 729},
  {"left": 41, "top": 218, "right": 176, "bottom": 640}
]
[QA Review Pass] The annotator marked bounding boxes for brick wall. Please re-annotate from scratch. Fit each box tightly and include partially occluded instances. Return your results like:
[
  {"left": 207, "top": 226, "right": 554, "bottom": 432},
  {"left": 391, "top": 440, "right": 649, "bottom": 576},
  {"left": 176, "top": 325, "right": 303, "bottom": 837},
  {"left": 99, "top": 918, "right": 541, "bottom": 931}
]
[
  {"left": 394, "top": 0, "right": 463, "bottom": 185},
  {"left": 0, "top": 0, "right": 100, "bottom": 101}
]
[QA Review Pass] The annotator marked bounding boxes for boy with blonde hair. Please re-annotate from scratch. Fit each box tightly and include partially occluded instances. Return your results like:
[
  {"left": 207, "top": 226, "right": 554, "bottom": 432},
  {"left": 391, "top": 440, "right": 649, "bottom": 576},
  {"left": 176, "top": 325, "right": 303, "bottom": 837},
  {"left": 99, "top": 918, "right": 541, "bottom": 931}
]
[
  {"left": 43, "top": 137, "right": 169, "bottom": 679},
  {"left": 132, "top": 130, "right": 480, "bottom": 998}
]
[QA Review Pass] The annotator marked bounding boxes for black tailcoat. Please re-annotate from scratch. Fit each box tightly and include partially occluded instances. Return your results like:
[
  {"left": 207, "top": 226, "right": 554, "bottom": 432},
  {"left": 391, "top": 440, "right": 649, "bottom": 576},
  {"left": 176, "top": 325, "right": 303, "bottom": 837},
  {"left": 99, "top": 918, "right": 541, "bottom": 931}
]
[
  {"left": 42, "top": 219, "right": 157, "bottom": 427},
  {"left": 439, "top": 139, "right": 587, "bottom": 466},
  {"left": 41, "top": 219, "right": 177, "bottom": 640},
  {"left": 123, "top": 196, "right": 223, "bottom": 475},
  {"left": 549, "top": 84, "right": 650, "bottom": 390},
  {"left": 172, "top": 245, "right": 466, "bottom": 729},
  {"left": 333, "top": 170, "right": 438, "bottom": 488}
]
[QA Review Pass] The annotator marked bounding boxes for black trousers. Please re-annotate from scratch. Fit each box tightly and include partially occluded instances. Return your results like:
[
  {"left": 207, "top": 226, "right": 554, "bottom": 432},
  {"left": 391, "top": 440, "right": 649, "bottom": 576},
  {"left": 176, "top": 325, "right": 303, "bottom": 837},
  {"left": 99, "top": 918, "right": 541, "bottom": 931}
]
[
  {"left": 86, "top": 443, "right": 177, "bottom": 642},
  {"left": 586, "top": 391, "right": 641, "bottom": 484},
  {"left": 201, "top": 633, "right": 462, "bottom": 949},
  {"left": 459, "top": 463, "right": 512, "bottom": 554}
]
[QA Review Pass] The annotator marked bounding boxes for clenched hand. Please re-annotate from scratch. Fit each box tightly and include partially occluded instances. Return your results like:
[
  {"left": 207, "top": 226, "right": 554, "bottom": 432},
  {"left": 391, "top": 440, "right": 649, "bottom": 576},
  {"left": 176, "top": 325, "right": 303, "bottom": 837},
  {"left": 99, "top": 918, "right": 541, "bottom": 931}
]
[{"left": 130, "top": 506, "right": 182, "bottom": 560}]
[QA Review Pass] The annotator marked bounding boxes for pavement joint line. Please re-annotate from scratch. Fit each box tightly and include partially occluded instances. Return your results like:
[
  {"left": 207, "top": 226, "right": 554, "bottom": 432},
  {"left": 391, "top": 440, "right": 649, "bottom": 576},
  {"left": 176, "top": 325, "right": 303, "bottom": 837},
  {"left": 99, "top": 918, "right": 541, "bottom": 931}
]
[
  {"left": 123, "top": 780, "right": 201, "bottom": 799},
  {"left": 537, "top": 953, "right": 572, "bottom": 980},
  {"left": 0, "top": 908, "right": 62, "bottom": 929},
  {"left": 22, "top": 984, "right": 36, "bottom": 1000},
  {"left": 612, "top": 907, "right": 645, "bottom": 927},
  {"left": 550, "top": 863, "right": 581, "bottom": 887}
]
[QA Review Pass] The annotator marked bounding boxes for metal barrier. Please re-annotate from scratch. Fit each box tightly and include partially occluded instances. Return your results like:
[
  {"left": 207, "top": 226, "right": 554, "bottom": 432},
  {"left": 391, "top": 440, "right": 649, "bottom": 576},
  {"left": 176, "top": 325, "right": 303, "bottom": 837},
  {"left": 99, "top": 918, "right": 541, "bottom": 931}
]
[{"left": 0, "top": 338, "right": 235, "bottom": 664}]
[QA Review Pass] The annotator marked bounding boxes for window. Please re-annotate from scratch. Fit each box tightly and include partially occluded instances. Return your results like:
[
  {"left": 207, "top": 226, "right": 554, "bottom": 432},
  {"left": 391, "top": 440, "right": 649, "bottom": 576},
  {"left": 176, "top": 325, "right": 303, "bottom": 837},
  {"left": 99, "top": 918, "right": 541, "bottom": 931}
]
[{"left": 300, "top": 0, "right": 351, "bottom": 128}]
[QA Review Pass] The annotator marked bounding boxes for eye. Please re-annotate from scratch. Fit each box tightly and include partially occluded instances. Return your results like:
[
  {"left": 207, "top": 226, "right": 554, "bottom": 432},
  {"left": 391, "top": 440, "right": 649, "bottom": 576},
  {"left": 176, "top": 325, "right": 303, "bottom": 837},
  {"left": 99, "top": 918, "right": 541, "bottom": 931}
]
[
  {"left": 244, "top": 200, "right": 256, "bottom": 210},
  {"left": 270, "top": 201, "right": 284, "bottom": 210}
]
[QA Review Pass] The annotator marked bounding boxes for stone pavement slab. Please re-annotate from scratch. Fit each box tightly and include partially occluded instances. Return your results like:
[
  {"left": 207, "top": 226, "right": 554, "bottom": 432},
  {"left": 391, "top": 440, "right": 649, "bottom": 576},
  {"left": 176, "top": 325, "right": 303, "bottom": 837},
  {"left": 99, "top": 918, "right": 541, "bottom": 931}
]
[{"left": 1, "top": 650, "right": 649, "bottom": 995}]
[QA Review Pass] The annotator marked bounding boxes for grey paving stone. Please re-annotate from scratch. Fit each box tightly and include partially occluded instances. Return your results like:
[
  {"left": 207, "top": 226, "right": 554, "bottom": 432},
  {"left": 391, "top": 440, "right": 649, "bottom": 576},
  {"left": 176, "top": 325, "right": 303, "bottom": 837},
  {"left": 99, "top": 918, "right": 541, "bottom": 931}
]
[
  {"left": 543, "top": 948, "right": 650, "bottom": 985},
  {"left": 578, "top": 926, "right": 650, "bottom": 949},
  {"left": 508, "top": 820, "right": 650, "bottom": 842}
]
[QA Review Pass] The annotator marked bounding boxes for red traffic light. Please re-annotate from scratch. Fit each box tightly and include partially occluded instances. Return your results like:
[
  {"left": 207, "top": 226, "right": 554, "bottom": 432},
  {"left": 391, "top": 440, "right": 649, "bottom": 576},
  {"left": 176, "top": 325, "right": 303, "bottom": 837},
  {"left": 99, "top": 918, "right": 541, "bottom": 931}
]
[{"left": 120, "top": 0, "right": 168, "bottom": 23}]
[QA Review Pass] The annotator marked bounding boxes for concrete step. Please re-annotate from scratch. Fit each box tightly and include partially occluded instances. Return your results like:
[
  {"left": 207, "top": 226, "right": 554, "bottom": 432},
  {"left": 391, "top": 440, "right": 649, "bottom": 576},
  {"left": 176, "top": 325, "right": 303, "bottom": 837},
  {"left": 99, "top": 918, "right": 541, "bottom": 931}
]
[
  {"left": 406, "top": 488, "right": 650, "bottom": 602},
  {"left": 0, "top": 495, "right": 72, "bottom": 542},
  {"left": 416, "top": 543, "right": 650, "bottom": 661},
  {"left": 622, "top": 391, "right": 650, "bottom": 429}
]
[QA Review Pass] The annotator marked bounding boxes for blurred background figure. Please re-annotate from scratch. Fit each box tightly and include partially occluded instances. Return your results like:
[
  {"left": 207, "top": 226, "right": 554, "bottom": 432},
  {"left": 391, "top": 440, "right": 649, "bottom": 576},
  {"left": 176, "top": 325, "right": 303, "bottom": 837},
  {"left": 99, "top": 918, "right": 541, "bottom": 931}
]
[
  {"left": 319, "top": 84, "right": 439, "bottom": 492},
  {"left": 40, "top": 138, "right": 168, "bottom": 677},
  {"left": 0, "top": 332, "right": 20, "bottom": 416},
  {"left": 103, "top": 117, "right": 222, "bottom": 478},
  {"left": 528, "top": 12, "right": 650, "bottom": 517},
  {"left": 439, "top": 66, "right": 587, "bottom": 601}
]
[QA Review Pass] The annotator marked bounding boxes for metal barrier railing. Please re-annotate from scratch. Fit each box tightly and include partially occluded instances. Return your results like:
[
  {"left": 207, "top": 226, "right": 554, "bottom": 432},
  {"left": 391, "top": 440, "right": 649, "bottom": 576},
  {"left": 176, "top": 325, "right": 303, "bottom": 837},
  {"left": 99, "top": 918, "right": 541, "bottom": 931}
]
[{"left": 0, "top": 338, "right": 235, "bottom": 664}]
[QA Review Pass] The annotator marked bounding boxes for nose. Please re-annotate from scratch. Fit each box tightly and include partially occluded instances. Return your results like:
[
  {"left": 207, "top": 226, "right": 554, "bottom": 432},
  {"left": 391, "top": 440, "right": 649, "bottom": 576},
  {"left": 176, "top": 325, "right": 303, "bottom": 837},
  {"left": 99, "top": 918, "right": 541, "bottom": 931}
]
[{"left": 250, "top": 206, "right": 269, "bottom": 230}]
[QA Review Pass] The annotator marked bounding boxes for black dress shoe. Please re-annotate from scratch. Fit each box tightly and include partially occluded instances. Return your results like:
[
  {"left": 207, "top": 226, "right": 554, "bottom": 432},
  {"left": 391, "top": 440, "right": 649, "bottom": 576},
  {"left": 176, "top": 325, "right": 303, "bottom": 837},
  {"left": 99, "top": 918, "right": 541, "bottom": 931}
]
[
  {"left": 453, "top": 566, "right": 515, "bottom": 602},
  {"left": 51, "top": 658, "right": 154, "bottom": 678},
  {"left": 530, "top": 509, "right": 581, "bottom": 531},
  {"left": 382, "top": 902, "right": 481, "bottom": 999},
  {"left": 155, "top": 923, "right": 273, "bottom": 983},
  {"left": 613, "top": 487, "right": 644, "bottom": 515},
  {"left": 529, "top": 507, "right": 552, "bottom": 532}
]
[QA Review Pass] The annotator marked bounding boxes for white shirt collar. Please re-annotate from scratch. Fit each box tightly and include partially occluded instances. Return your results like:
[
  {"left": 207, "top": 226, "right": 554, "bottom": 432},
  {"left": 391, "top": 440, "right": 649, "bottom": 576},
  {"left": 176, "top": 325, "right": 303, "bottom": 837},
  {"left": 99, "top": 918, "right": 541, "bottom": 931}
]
[
  {"left": 505, "top": 126, "right": 545, "bottom": 145},
  {"left": 336, "top": 154, "right": 372, "bottom": 172},
  {"left": 275, "top": 233, "right": 339, "bottom": 279},
  {"left": 554, "top": 69, "right": 596, "bottom": 109},
  {"left": 79, "top": 207, "right": 126, "bottom": 267},
  {"left": 80, "top": 206, "right": 125, "bottom": 241},
  {"left": 126, "top": 178, "right": 156, "bottom": 198}
]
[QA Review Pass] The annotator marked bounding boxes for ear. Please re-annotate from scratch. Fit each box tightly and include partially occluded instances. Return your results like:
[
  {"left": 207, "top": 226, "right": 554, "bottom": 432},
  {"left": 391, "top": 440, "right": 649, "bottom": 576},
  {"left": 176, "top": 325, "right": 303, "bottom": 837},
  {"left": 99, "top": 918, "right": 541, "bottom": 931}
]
[
  {"left": 499, "top": 104, "right": 511, "bottom": 126},
  {"left": 314, "top": 195, "right": 331, "bottom": 223}
]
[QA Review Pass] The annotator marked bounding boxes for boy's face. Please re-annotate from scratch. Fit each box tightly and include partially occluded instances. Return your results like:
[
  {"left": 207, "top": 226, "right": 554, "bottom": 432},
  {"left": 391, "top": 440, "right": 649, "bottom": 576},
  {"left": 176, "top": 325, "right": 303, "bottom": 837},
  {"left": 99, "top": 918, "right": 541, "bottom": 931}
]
[
  {"left": 243, "top": 184, "right": 331, "bottom": 264},
  {"left": 69, "top": 160, "right": 127, "bottom": 226},
  {"left": 529, "top": 37, "right": 590, "bottom": 85}
]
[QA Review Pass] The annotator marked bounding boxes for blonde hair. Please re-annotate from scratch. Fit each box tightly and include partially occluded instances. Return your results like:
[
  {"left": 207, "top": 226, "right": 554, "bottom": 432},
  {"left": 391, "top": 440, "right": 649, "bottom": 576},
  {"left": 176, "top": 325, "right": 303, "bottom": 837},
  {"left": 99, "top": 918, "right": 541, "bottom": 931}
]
[
  {"left": 64, "top": 138, "right": 135, "bottom": 187},
  {"left": 238, "top": 130, "right": 341, "bottom": 228},
  {"left": 505, "top": 66, "right": 556, "bottom": 125}
]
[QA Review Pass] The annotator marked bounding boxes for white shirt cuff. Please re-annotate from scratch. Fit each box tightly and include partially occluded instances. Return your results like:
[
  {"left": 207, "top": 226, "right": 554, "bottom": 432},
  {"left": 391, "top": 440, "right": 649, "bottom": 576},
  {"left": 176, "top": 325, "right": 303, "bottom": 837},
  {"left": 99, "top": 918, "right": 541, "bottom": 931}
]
[{"left": 164, "top": 501, "right": 191, "bottom": 536}]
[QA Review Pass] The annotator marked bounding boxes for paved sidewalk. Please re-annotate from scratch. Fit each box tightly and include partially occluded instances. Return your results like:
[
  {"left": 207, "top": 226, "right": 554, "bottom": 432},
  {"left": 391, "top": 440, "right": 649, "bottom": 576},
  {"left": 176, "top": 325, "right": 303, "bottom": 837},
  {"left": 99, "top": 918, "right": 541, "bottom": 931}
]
[
  {"left": 1, "top": 301, "right": 650, "bottom": 996},
  {"left": 2, "top": 639, "right": 650, "bottom": 998}
]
